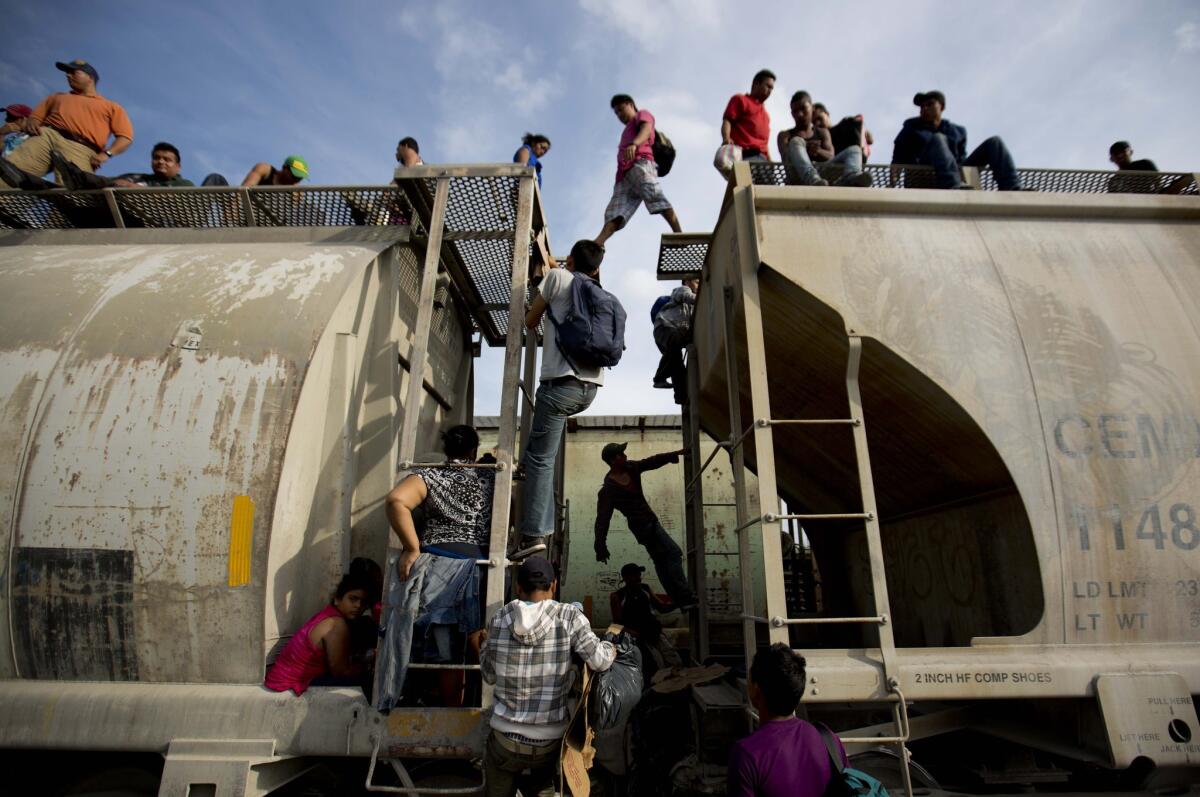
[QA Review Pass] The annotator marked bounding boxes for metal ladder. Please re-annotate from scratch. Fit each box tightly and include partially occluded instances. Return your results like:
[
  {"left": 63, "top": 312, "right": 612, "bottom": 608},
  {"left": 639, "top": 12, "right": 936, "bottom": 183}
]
[
  {"left": 366, "top": 169, "right": 544, "bottom": 794},
  {"left": 688, "top": 165, "right": 914, "bottom": 796}
]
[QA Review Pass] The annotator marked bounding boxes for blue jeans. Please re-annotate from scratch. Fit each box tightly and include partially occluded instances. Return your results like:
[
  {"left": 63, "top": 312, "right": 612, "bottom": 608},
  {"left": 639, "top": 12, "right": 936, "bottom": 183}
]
[
  {"left": 520, "top": 378, "right": 598, "bottom": 537},
  {"left": 921, "top": 133, "right": 1021, "bottom": 190},
  {"left": 783, "top": 139, "right": 865, "bottom": 185},
  {"left": 632, "top": 520, "right": 695, "bottom": 606}
]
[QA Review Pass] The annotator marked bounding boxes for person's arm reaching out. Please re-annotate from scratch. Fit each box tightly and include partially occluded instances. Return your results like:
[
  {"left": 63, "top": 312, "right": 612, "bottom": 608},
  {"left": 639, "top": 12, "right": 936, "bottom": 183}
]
[
  {"left": 636, "top": 449, "right": 687, "bottom": 473},
  {"left": 568, "top": 609, "right": 616, "bottom": 672}
]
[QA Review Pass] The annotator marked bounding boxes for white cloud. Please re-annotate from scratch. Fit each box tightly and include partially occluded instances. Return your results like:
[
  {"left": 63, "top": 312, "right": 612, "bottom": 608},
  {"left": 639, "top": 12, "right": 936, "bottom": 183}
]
[
  {"left": 1176, "top": 21, "right": 1200, "bottom": 53},
  {"left": 578, "top": 0, "right": 721, "bottom": 48}
]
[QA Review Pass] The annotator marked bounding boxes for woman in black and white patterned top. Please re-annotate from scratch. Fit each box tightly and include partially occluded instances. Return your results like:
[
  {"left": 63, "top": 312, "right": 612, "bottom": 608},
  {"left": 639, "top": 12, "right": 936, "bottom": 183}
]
[{"left": 386, "top": 425, "right": 495, "bottom": 580}]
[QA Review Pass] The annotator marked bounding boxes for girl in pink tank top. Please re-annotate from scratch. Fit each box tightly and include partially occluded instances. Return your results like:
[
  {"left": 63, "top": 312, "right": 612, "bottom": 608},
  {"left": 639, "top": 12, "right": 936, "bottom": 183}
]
[{"left": 265, "top": 573, "right": 369, "bottom": 695}]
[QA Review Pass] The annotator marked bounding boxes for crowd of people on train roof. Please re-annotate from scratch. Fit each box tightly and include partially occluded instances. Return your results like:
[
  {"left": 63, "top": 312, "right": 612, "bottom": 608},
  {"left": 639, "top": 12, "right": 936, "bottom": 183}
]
[
  {"left": 0, "top": 58, "right": 1170, "bottom": 200},
  {"left": 0, "top": 57, "right": 1183, "bottom": 797}
]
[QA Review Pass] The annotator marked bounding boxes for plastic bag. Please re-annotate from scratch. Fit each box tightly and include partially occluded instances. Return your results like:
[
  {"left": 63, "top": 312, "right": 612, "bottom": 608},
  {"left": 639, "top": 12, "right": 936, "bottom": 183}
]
[
  {"left": 591, "top": 631, "right": 644, "bottom": 730},
  {"left": 713, "top": 143, "right": 741, "bottom": 178}
]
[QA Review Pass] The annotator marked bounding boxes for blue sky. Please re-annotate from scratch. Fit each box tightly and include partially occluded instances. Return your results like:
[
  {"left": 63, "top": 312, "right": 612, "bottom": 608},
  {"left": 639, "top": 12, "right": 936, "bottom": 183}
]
[{"left": 5, "top": 1, "right": 1198, "bottom": 416}]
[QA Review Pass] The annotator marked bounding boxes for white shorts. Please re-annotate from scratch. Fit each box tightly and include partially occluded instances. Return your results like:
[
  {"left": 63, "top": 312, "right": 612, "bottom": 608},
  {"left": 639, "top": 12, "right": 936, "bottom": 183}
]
[{"left": 604, "top": 159, "right": 672, "bottom": 227}]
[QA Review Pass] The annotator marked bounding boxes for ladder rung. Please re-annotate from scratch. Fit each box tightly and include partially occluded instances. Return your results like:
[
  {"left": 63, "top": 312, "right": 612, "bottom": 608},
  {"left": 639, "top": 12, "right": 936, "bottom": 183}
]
[
  {"left": 839, "top": 736, "right": 906, "bottom": 744},
  {"left": 743, "top": 614, "right": 886, "bottom": 626},
  {"left": 773, "top": 512, "right": 873, "bottom": 521},
  {"left": 764, "top": 418, "right": 861, "bottom": 426}
]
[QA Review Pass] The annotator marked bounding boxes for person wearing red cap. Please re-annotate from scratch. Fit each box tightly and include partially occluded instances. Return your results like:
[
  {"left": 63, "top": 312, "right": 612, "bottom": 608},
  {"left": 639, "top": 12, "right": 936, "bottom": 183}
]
[
  {"left": 0, "top": 60, "right": 133, "bottom": 188},
  {"left": 1, "top": 104, "right": 33, "bottom": 159}
]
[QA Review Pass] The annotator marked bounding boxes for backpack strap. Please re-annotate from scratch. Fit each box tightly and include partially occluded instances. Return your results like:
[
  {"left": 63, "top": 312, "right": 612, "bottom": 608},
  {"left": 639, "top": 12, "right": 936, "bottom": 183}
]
[
  {"left": 542, "top": 302, "right": 581, "bottom": 375},
  {"left": 817, "top": 724, "right": 846, "bottom": 775}
]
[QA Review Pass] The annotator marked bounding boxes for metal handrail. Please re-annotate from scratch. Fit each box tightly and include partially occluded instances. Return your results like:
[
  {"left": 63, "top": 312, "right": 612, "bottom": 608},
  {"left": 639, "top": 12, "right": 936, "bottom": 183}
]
[
  {"left": 744, "top": 614, "right": 887, "bottom": 626},
  {"left": 767, "top": 511, "right": 873, "bottom": 521},
  {"left": 366, "top": 735, "right": 486, "bottom": 794},
  {"left": 764, "top": 418, "right": 861, "bottom": 426},
  {"left": 683, "top": 440, "right": 730, "bottom": 494},
  {"left": 398, "top": 461, "right": 505, "bottom": 470}
]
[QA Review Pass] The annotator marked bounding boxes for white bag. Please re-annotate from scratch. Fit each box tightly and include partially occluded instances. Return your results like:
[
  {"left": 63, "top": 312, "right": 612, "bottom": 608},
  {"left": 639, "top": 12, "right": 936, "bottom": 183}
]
[{"left": 713, "top": 143, "right": 741, "bottom": 178}]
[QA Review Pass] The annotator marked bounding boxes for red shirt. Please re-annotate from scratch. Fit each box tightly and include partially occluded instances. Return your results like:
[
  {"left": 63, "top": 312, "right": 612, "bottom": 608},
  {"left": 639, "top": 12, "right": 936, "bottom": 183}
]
[
  {"left": 617, "top": 108, "right": 656, "bottom": 182},
  {"left": 724, "top": 94, "right": 770, "bottom": 157}
]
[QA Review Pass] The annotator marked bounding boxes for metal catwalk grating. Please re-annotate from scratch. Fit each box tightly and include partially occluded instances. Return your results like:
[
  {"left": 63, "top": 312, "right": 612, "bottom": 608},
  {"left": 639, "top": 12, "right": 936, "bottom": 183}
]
[
  {"left": 0, "top": 169, "right": 545, "bottom": 346},
  {"left": 658, "top": 237, "right": 710, "bottom": 276},
  {"left": 748, "top": 161, "right": 1198, "bottom": 194}
]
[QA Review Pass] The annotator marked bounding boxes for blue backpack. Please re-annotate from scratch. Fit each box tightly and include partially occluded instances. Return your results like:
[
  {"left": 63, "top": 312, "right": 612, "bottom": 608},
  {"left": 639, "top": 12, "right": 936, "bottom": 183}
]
[
  {"left": 819, "top": 726, "right": 888, "bottom": 797},
  {"left": 650, "top": 295, "right": 671, "bottom": 323},
  {"left": 546, "top": 274, "right": 627, "bottom": 369}
]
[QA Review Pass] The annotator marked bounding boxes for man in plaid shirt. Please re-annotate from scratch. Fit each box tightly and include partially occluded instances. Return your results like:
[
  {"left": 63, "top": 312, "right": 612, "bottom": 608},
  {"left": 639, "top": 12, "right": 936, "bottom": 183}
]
[{"left": 480, "top": 556, "right": 615, "bottom": 797}]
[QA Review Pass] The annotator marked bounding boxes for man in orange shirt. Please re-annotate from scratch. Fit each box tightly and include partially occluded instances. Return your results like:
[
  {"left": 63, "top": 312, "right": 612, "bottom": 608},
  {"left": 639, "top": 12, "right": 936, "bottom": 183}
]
[{"left": 0, "top": 59, "right": 133, "bottom": 187}]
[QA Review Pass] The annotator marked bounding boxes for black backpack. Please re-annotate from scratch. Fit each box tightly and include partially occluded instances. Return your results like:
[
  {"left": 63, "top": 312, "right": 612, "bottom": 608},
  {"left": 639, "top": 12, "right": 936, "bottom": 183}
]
[
  {"left": 546, "top": 274, "right": 627, "bottom": 369},
  {"left": 652, "top": 130, "right": 676, "bottom": 177}
]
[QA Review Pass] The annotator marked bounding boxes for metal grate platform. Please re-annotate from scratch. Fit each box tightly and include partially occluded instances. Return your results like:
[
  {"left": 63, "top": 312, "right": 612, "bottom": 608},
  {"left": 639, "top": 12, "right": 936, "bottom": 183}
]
[
  {"left": 0, "top": 165, "right": 550, "bottom": 346},
  {"left": 658, "top": 233, "right": 711, "bottom": 277},
  {"left": 0, "top": 184, "right": 416, "bottom": 231},
  {"left": 748, "top": 161, "right": 1199, "bottom": 194}
]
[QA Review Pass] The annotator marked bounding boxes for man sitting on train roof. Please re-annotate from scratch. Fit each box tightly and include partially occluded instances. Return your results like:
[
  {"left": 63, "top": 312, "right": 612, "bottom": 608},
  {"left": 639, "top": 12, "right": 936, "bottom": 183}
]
[
  {"left": 1106, "top": 140, "right": 1161, "bottom": 194},
  {"left": 0, "top": 59, "right": 133, "bottom": 190},
  {"left": 891, "top": 90, "right": 1022, "bottom": 190},
  {"left": 40, "top": 141, "right": 195, "bottom": 190}
]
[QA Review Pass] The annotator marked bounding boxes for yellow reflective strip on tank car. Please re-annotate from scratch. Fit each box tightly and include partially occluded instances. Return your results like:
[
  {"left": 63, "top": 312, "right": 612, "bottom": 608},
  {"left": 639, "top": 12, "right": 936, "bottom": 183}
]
[{"left": 228, "top": 495, "right": 254, "bottom": 587}]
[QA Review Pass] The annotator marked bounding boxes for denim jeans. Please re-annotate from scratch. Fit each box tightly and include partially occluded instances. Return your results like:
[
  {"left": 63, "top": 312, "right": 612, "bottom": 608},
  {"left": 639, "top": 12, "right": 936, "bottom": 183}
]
[
  {"left": 632, "top": 520, "right": 695, "bottom": 606},
  {"left": 784, "top": 138, "right": 865, "bottom": 185},
  {"left": 520, "top": 378, "right": 598, "bottom": 537},
  {"left": 921, "top": 133, "right": 1021, "bottom": 190},
  {"left": 653, "top": 325, "right": 689, "bottom": 404},
  {"left": 484, "top": 731, "right": 559, "bottom": 797}
]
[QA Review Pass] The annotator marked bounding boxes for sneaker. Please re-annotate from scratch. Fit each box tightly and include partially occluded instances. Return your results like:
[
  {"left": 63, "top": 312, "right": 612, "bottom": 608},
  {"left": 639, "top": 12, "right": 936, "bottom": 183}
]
[
  {"left": 0, "top": 158, "right": 56, "bottom": 191},
  {"left": 804, "top": 177, "right": 830, "bottom": 187},
  {"left": 509, "top": 538, "right": 548, "bottom": 561},
  {"left": 835, "top": 171, "right": 874, "bottom": 188},
  {"left": 653, "top": 379, "right": 672, "bottom": 389},
  {"left": 50, "top": 150, "right": 108, "bottom": 191}
]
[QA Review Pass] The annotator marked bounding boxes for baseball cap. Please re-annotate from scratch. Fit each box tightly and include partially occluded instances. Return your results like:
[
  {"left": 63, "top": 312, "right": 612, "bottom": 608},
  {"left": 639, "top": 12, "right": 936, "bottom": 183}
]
[
  {"left": 56, "top": 60, "right": 99, "bottom": 83},
  {"left": 283, "top": 155, "right": 309, "bottom": 180},
  {"left": 620, "top": 563, "right": 646, "bottom": 578},
  {"left": 601, "top": 442, "right": 628, "bottom": 464},
  {"left": 913, "top": 90, "right": 946, "bottom": 109},
  {"left": 516, "top": 556, "right": 556, "bottom": 591},
  {"left": 4, "top": 104, "right": 32, "bottom": 119}
]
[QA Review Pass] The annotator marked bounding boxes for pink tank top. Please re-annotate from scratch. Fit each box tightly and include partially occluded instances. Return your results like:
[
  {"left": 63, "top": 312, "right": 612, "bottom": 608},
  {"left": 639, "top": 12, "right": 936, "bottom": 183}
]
[{"left": 264, "top": 604, "right": 341, "bottom": 695}]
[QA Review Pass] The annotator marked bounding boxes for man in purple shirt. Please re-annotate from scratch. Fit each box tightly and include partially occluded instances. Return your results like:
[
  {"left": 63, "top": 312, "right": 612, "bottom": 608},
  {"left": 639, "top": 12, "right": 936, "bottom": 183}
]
[
  {"left": 595, "top": 94, "right": 682, "bottom": 247},
  {"left": 728, "top": 644, "right": 848, "bottom": 797}
]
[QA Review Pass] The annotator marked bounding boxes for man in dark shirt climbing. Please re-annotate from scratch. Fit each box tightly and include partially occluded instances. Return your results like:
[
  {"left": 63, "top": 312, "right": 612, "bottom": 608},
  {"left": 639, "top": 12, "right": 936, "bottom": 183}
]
[{"left": 594, "top": 442, "right": 697, "bottom": 610}]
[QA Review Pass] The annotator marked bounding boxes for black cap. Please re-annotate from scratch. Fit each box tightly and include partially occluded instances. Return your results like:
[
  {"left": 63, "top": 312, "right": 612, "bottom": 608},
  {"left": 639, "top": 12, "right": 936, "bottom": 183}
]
[
  {"left": 913, "top": 90, "right": 945, "bottom": 109},
  {"left": 517, "top": 556, "right": 555, "bottom": 591},
  {"left": 601, "top": 441, "right": 628, "bottom": 464},
  {"left": 620, "top": 563, "right": 646, "bottom": 578},
  {"left": 56, "top": 60, "right": 99, "bottom": 83},
  {"left": 1109, "top": 140, "right": 1132, "bottom": 155}
]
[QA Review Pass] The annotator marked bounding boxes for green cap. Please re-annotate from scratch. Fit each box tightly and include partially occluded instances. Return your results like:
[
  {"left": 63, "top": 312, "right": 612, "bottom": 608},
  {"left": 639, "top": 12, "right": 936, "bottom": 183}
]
[{"left": 283, "top": 155, "right": 309, "bottom": 180}]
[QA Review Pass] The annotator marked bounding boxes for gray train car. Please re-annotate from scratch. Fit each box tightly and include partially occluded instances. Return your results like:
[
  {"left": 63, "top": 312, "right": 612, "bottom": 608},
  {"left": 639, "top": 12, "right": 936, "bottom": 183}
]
[
  {"left": 668, "top": 162, "right": 1200, "bottom": 791},
  {"left": 0, "top": 169, "right": 543, "bottom": 796}
]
